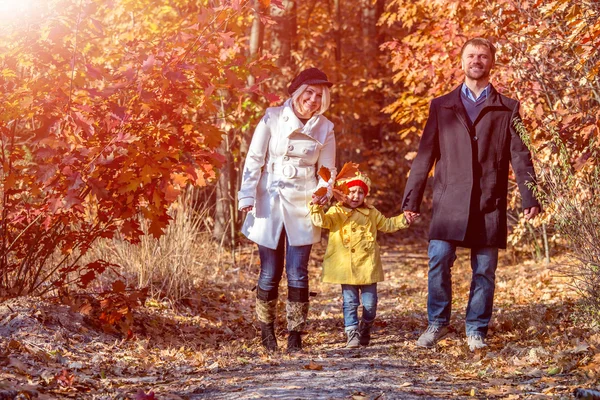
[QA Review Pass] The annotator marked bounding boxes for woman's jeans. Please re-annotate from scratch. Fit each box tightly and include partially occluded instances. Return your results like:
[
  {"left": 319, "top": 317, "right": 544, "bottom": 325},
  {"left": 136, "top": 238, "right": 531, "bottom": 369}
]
[
  {"left": 427, "top": 239, "right": 498, "bottom": 337},
  {"left": 257, "top": 228, "right": 312, "bottom": 301},
  {"left": 341, "top": 283, "right": 377, "bottom": 332}
]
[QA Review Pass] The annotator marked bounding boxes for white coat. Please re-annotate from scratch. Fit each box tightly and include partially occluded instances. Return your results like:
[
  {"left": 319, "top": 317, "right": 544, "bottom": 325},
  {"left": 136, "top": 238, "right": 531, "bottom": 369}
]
[{"left": 238, "top": 99, "right": 336, "bottom": 249}]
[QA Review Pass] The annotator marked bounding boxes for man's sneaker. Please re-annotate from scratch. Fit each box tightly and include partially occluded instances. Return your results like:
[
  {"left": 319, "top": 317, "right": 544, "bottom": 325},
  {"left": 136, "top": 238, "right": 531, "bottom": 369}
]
[
  {"left": 416, "top": 325, "right": 450, "bottom": 348},
  {"left": 346, "top": 329, "right": 360, "bottom": 348},
  {"left": 467, "top": 335, "right": 487, "bottom": 351}
]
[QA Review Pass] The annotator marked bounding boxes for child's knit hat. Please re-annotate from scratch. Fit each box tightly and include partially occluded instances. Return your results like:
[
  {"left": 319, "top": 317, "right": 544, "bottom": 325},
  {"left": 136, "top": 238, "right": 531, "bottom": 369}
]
[{"left": 337, "top": 171, "right": 371, "bottom": 196}]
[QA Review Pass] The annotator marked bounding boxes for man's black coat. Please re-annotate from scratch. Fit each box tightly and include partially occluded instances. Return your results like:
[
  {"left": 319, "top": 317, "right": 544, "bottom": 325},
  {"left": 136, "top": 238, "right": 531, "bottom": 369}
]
[{"left": 402, "top": 85, "right": 540, "bottom": 249}]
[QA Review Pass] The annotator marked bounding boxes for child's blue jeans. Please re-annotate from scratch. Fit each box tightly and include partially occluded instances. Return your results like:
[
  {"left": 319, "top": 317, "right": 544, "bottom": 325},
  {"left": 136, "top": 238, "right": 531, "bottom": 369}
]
[{"left": 341, "top": 283, "right": 377, "bottom": 332}]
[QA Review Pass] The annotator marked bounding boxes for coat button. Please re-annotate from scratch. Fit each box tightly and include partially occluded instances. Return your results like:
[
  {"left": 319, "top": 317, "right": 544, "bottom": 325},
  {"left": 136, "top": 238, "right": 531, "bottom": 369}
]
[
  {"left": 352, "top": 228, "right": 356, "bottom": 232},
  {"left": 302, "top": 148, "right": 308, "bottom": 154},
  {"left": 351, "top": 249, "right": 355, "bottom": 253},
  {"left": 473, "top": 136, "right": 478, "bottom": 141},
  {"left": 278, "top": 182, "right": 284, "bottom": 188},
  {"left": 288, "top": 145, "right": 294, "bottom": 151},
  {"left": 283, "top": 116, "right": 289, "bottom": 121},
  {"left": 283, "top": 155, "right": 289, "bottom": 161}
]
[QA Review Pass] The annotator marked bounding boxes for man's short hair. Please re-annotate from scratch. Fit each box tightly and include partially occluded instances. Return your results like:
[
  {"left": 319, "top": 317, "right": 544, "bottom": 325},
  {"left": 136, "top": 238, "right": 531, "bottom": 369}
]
[{"left": 460, "top": 38, "right": 496, "bottom": 63}]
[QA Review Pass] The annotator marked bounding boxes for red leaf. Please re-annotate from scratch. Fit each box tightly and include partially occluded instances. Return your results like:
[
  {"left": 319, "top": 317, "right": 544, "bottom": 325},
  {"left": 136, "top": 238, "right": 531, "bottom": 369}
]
[
  {"left": 148, "top": 217, "right": 168, "bottom": 239},
  {"left": 336, "top": 162, "right": 360, "bottom": 181},
  {"left": 48, "top": 196, "right": 64, "bottom": 213},
  {"left": 135, "top": 390, "right": 156, "bottom": 400},
  {"left": 142, "top": 54, "right": 155, "bottom": 72},
  {"left": 79, "top": 271, "right": 96, "bottom": 288},
  {"left": 317, "top": 166, "right": 331, "bottom": 181},
  {"left": 313, "top": 187, "right": 327, "bottom": 197},
  {"left": 112, "top": 280, "right": 126, "bottom": 293},
  {"left": 86, "top": 64, "right": 104, "bottom": 80}
]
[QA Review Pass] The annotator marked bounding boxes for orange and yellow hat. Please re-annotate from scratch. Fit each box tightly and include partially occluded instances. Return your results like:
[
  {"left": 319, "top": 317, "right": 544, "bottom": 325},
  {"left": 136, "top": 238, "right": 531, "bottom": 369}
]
[{"left": 337, "top": 171, "right": 371, "bottom": 196}]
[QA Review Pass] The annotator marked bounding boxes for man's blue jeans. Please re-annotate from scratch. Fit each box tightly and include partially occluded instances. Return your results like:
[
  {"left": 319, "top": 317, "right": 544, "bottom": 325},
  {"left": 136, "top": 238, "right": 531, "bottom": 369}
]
[
  {"left": 341, "top": 283, "right": 377, "bottom": 332},
  {"left": 257, "top": 229, "right": 312, "bottom": 293},
  {"left": 427, "top": 240, "right": 498, "bottom": 337}
]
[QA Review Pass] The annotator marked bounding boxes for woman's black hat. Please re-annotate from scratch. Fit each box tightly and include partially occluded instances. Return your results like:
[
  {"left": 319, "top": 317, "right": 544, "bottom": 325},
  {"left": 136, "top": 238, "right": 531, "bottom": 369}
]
[{"left": 288, "top": 67, "right": 333, "bottom": 95}]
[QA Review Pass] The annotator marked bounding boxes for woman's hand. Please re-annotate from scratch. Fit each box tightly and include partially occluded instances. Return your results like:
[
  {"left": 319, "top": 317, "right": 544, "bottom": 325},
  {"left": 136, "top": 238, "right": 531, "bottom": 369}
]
[{"left": 240, "top": 206, "right": 254, "bottom": 213}]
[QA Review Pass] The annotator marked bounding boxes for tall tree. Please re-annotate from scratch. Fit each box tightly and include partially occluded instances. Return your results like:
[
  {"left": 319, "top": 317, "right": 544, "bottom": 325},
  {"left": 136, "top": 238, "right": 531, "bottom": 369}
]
[{"left": 270, "top": 0, "right": 297, "bottom": 68}]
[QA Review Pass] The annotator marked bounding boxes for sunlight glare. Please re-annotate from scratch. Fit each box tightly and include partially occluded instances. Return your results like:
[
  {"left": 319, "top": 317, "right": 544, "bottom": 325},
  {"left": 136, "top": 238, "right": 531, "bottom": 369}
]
[{"left": 0, "top": 0, "right": 38, "bottom": 25}]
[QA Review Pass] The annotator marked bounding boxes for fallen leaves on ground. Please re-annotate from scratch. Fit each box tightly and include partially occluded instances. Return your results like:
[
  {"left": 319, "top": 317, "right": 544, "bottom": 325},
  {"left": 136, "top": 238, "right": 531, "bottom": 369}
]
[{"left": 0, "top": 239, "right": 598, "bottom": 398}]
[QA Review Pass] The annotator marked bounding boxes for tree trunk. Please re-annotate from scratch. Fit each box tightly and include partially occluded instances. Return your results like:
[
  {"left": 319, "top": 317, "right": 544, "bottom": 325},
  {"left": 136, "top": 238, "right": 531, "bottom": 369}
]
[
  {"left": 215, "top": 0, "right": 268, "bottom": 247},
  {"left": 213, "top": 132, "right": 235, "bottom": 246},
  {"left": 248, "top": 0, "right": 266, "bottom": 87},
  {"left": 270, "top": 0, "right": 297, "bottom": 68},
  {"left": 334, "top": 0, "right": 342, "bottom": 62},
  {"left": 360, "top": 0, "right": 387, "bottom": 147}
]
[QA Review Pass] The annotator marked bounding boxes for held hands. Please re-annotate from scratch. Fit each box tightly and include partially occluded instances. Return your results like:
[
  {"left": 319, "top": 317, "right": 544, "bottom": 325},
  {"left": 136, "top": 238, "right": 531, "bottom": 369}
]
[
  {"left": 311, "top": 193, "right": 329, "bottom": 206},
  {"left": 403, "top": 210, "right": 419, "bottom": 225},
  {"left": 523, "top": 206, "right": 540, "bottom": 221},
  {"left": 312, "top": 180, "right": 334, "bottom": 205}
]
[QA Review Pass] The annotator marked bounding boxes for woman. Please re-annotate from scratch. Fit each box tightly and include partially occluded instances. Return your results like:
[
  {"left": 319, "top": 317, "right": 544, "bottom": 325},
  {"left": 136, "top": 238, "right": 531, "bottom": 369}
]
[{"left": 238, "top": 67, "right": 336, "bottom": 352}]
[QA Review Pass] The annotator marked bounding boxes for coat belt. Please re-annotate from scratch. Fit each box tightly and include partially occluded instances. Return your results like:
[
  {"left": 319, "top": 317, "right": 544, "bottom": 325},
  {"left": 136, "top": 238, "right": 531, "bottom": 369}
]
[{"left": 269, "top": 159, "right": 314, "bottom": 179}]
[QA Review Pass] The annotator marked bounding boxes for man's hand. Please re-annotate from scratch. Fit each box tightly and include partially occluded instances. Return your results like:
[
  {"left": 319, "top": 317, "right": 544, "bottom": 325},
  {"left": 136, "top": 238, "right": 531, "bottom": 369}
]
[
  {"left": 524, "top": 206, "right": 540, "bottom": 221},
  {"left": 403, "top": 210, "right": 420, "bottom": 224}
]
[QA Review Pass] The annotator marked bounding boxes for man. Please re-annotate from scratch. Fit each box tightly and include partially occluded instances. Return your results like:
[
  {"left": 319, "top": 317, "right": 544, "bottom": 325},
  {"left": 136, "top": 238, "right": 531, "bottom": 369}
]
[{"left": 402, "top": 38, "right": 540, "bottom": 351}]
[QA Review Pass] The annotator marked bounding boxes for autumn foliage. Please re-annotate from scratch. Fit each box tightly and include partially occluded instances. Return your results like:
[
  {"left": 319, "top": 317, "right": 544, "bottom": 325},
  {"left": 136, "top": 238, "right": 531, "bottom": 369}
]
[
  {"left": 0, "top": 0, "right": 274, "bottom": 297},
  {"left": 0, "top": 0, "right": 599, "bottom": 320}
]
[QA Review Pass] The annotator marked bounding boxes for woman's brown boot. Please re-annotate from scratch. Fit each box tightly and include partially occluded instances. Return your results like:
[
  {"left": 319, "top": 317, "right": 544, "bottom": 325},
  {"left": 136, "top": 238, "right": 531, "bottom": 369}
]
[
  {"left": 286, "top": 300, "right": 309, "bottom": 352},
  {"left": 256, "top": 298, "right": 278, "bottom": 352}
]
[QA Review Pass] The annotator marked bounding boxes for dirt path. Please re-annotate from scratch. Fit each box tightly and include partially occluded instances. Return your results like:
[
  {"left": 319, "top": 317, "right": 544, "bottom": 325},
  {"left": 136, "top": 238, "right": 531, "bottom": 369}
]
[{"left": 0, "top": 240, "right": 597, "bottom": 399}]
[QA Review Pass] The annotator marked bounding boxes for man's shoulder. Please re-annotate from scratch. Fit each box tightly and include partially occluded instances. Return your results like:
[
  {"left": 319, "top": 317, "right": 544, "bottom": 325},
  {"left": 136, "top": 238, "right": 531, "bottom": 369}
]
[
  {"left": 431, "top": 86, "right": 461, "bottom": 106},
  {"left": 496, "top": 92, "right": 519, "bottom": 108}
]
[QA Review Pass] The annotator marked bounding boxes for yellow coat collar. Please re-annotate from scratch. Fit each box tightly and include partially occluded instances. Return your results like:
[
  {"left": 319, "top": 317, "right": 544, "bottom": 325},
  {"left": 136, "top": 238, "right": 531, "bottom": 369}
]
[{"left": 336, "top": 202, "right": 373, "bottom": 216}]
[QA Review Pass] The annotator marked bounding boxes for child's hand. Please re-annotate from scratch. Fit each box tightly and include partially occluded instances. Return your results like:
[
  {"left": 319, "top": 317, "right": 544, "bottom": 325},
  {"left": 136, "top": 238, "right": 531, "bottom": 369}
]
[
  {"left": 311, "top": 193, "right": 328, "bottom": 205},
  {"left": 404, "top": 210, "right": 419, "bottom": 224}
]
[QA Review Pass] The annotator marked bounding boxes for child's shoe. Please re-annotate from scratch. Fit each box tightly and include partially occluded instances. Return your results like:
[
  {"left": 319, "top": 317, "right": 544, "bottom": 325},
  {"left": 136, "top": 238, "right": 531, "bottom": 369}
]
[
  {"left": 358, "top": 320, "right": 373, "bottom": 346},
  {"left": 346, "top": 328, "right": 360, "bottom": 348}
]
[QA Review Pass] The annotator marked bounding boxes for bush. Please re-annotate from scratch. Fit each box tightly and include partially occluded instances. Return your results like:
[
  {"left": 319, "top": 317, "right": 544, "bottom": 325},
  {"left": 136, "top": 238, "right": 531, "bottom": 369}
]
[
  {"left": 536, "top": 137, "right": 600, "bottom": 326},
  {"left": 86, "top": 187, "right": 222, "bottom": 302}
]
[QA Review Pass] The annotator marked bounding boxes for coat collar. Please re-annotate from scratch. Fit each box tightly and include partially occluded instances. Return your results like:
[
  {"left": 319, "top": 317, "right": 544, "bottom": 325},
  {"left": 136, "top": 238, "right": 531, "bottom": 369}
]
[
  {"left": 441, "top": 83, "right": 507, "bottom": 130},
  {"left": 441, "top": 84, "right": 505, "bottom": 108},
  {"left": 337, "top": 202, "right": 374, "bottom": 216},
  {"left": 282, "top": 99, "right": 323, "bottom": 143}
]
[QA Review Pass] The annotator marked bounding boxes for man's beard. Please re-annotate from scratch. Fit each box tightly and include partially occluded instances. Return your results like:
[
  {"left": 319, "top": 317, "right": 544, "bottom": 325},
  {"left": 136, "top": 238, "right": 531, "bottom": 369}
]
[{"left": 466, "top": 66, "right": 490, "bottom": 80}]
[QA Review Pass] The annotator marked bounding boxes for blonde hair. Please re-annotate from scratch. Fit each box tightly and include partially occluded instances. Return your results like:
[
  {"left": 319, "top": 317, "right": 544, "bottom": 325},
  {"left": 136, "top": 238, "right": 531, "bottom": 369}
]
[{"left": 291, "top": 84, "right": 331, "bottom": 116}]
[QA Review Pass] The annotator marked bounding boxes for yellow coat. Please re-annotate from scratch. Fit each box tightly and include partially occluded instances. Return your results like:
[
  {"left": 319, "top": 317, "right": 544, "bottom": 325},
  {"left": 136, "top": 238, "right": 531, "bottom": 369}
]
[{"left": 310, "top": 203, "right": 409, "bottom": 285}]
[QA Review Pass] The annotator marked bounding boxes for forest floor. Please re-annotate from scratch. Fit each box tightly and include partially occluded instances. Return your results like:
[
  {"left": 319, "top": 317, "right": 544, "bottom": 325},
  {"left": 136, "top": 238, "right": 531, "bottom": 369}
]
[{"left": 1, "top": 236, "right": 599, "bottom": 399}]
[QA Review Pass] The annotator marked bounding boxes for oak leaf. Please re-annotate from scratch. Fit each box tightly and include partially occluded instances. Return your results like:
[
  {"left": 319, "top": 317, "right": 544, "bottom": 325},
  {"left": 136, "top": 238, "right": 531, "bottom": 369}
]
[
  {"left": 317, "top": 166, "right": 331, "bottom": 182},
  {"left": 335, "top": 162, "right": 359, "bottom": 181}
]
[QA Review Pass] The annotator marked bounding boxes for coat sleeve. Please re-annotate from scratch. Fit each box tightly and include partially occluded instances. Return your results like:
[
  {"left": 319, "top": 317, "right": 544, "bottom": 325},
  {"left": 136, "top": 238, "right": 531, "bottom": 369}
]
[
  {"left": 402, "top": 101, "right": 440, "bottom": 213},
  {"left": 509, "top": 104, "right": 540, "bottom": 210},
  {"left": 237, "top": 111, "right": 272, "bottom": 210},
  {"left": 309, "top": 203, "right": 347, "bottom": 230},
  {"left": 373, "top": 209, "right": 410, "bottom": 233},
  {"left": 316, "top": 123, "right": 337, "bottom": 188}
]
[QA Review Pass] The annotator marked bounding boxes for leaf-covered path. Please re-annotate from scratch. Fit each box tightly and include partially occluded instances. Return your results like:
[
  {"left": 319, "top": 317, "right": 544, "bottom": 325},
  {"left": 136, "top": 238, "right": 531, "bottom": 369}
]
[{"left": 1, "top": 239, "right": 598, "bottom": 399}]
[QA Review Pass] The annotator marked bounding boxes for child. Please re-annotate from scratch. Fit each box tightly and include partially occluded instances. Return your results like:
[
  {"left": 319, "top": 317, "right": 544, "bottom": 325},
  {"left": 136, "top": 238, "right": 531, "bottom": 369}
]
[{"left": 310, "top": 170, "right": 414, "bottom": 348}]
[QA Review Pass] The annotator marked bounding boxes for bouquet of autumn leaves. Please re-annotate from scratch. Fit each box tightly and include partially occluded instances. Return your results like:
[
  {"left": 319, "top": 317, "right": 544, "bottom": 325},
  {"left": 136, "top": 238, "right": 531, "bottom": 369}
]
[{"left": 312, "top": 162, "right": 360, "bottom": 204}]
